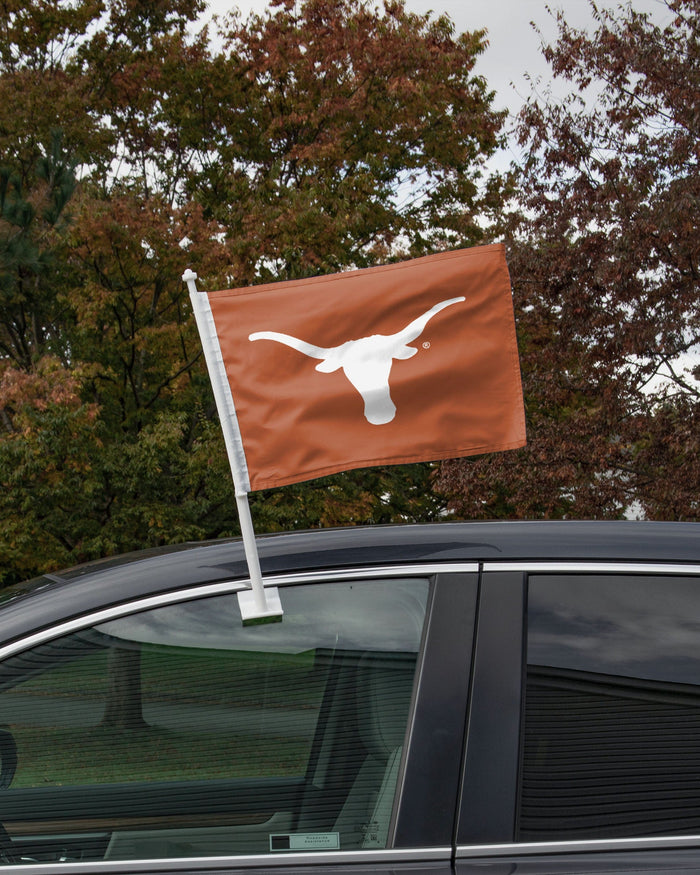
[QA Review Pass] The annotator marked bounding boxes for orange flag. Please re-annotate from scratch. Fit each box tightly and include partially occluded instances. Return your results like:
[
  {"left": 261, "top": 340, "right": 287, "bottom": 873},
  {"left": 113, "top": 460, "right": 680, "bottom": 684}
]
[{"left": 194, "top": 244, "right": 525, "bottom": 492}]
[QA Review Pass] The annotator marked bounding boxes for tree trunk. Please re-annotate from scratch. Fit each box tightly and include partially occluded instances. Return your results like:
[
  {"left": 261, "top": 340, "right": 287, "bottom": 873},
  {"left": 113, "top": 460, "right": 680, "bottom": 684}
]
[{"left": 100, "top": 646, "right": 148, "bottom": 730}]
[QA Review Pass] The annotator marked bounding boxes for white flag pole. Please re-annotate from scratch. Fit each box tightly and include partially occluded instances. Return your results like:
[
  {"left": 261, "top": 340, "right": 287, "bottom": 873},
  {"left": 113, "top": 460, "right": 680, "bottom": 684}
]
[{"left": 183, "top": 269, "right": 282, "bottom": 625}]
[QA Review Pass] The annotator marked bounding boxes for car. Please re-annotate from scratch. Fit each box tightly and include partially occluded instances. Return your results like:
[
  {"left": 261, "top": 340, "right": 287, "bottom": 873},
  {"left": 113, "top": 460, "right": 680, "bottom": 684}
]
[{"left": 2, "top": 520, "right": 700, "bottom": 873}]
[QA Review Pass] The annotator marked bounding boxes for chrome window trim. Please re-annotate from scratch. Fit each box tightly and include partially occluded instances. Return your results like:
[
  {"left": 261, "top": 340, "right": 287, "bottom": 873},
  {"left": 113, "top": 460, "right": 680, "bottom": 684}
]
[
  {"left": 482, "top": 561, "right": 700, "bottom": 575},
  {"left": 245, "top": 562, "right": 477, "bottom": 585},
  {"left": 0, "top": 562, "right": 477, "bottom": 663},
  {"left": 457, "top": 834, "right": 700, "bottom": 858},
  {"left": 3, "top": 846, "right": 452, "bottom": 873}
]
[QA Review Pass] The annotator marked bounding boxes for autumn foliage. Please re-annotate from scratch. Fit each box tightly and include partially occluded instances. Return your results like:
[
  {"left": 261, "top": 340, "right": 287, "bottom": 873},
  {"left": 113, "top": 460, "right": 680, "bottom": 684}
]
[
  {"left": 0, "top": 0, "right": 504, "bottom": 582},
  {"left": 1, "top": 0, "right": 698, "bottom": 585},
  {"left": 437, "top": 0, "right": 700, "bottom": 521}
]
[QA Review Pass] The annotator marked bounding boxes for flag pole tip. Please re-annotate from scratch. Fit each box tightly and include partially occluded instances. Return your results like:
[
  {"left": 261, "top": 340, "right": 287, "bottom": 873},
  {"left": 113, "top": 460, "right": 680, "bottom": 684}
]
[{"left": 182, "top": 268, "right": 198, "bottom": 282}]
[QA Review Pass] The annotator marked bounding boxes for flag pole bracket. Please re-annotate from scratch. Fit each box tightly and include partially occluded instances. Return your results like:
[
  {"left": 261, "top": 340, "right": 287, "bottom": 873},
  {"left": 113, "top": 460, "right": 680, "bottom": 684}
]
[{"left": 183, "top": 268, "right": 283, "bottom": 626}]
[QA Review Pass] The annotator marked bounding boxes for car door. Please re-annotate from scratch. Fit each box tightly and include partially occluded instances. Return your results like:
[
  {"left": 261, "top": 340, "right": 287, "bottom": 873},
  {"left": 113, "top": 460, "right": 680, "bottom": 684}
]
[
  {"left": 456, "top": 563, "right": 700, "bottom": 875},
  {"left": 0, "top": 563, "right": 477, "bottom": 874}
]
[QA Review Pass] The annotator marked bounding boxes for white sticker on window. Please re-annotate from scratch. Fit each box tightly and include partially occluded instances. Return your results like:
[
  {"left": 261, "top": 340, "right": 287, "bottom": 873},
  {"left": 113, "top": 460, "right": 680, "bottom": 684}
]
[{"left": 270, "top": 832, "right": 340, "bottom": 852}]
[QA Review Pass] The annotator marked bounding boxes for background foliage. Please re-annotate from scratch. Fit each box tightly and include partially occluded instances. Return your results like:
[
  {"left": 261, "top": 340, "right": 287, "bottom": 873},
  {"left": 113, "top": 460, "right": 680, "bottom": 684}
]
[
  {"left": 0, "top": 0, "right": 697, "bottom": 584},
  {"left": 0, "top": 0, "right": 504, "bottom": 583},
  {"left": 437, "top": 0, "right": 700, "bottom": 521}
]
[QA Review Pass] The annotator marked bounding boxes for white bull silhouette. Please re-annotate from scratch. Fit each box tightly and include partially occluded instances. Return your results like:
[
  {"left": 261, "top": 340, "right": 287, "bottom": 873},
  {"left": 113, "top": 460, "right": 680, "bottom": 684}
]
[{"left": 249, "top": 295, "right": 466, "bottom": 425}]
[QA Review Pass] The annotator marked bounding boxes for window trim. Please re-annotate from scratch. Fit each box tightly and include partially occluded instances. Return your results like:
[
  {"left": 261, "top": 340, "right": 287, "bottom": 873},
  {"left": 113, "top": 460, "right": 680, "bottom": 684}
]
[
  {"left": 456, "top": 834, "right": 700, "bottom": 858},
  {"left": 483, "top": 561, "right": 700, "bottom": 575},
  {"left": 0, "top": 846, "right": 453, "bottom": 873},
  {"left": 0, "top": 563, "right": 478, "bottom": 662}
]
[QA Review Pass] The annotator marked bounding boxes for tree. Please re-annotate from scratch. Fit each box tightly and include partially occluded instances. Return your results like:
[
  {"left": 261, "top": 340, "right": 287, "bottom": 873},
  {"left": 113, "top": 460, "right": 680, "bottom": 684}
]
[
  {"left": 191, "top": 0, "right": 505, "bottom": 281},
  {"left": 100, "top": 645, "right": 148, "bottom": 732},
  {"left": 0, "top": 131, "right": 77, "bottom": 371},
  {"left": 437, "top": 0, "right": 699, "bottom": 521},
  {"left": 0, "top": 0, "right": 507, "bottom": 584}
]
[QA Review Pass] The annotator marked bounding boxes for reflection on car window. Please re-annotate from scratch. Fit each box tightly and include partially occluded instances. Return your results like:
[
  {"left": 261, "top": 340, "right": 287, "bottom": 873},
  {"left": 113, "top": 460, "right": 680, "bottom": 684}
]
[
  {"left": 0, "top": 578, "right": 428, "bottom": 863},
  {"left": 519, "top": 574, "right": 700, "bottom": 841}
]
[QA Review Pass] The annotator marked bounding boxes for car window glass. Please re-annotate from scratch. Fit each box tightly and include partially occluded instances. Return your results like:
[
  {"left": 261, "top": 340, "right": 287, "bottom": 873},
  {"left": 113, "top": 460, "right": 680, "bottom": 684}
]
[
  {"left": 0, "top": 577, "right": 428, "bottom": 864},
  {"left": 519, "top": 574, "right": 700, "bottom": 841}
]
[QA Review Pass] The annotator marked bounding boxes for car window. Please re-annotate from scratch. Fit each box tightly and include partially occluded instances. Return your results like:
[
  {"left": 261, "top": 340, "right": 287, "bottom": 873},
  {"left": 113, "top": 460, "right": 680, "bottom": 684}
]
[
  {"left": 0, "top": 577, "right": 428, "bottom": 864},
  {"left": 519, "top": 574, "right": 700, "bottom": 841}
]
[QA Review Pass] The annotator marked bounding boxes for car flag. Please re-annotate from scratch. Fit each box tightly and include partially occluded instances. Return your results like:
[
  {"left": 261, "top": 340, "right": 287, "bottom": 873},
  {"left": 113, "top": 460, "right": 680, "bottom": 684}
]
[{"left": 188, "top": 243, "right": 525, "bottom": 493}]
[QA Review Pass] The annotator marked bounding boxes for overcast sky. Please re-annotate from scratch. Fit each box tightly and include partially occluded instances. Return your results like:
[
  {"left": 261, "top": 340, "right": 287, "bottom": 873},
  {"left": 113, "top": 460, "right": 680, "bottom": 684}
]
[
  {"left": 412, "top": 0, "right": 672, "bottom": 112},
  {"left": 207, "top": 0, "right": 674, "bottom": 117}
]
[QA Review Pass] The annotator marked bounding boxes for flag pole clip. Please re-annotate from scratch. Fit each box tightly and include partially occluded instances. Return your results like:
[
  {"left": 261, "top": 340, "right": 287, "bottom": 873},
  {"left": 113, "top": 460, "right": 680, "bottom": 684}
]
[{"left": 183, "top": 268, "right": 282, "bottom": 626}]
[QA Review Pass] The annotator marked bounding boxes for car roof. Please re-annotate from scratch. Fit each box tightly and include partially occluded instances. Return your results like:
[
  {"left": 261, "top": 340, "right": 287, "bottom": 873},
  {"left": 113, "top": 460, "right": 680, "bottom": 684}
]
[
  {"left": 1, "top": 520, "right": 699, "bottom": 647},
  {"left": 53, "top": 519, "right": 700, "bottom": 578}
]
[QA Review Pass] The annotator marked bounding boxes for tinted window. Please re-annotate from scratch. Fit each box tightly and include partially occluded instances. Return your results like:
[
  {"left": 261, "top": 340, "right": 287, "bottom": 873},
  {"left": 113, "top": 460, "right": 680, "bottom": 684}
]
[
  {"left": 0, "top": 578, "right": 428, "bottom": 863},
  {"left": 519, "top": 574, "right": 700, "bottom": 841}
]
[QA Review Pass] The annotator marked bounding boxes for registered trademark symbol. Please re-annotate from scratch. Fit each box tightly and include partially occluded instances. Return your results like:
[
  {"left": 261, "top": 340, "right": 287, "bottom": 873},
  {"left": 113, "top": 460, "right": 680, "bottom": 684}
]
[{"left": 423, "top": 341, "right": 430, "bottom": 349}]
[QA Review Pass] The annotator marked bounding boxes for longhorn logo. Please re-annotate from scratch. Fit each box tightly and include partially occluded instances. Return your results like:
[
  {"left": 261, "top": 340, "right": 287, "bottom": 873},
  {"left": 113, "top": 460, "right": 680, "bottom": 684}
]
[{"left": 249, "top": 296, "right": 466, "bottom": 425}]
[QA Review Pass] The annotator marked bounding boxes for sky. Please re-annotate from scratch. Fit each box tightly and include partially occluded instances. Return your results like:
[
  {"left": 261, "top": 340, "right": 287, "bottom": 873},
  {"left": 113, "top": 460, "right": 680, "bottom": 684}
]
[
  {"left": 207, "top": 0, "right": 674, "bottom": 117},
  {"left": 409, "top": 0, "right": 672, "bottom": 112}
]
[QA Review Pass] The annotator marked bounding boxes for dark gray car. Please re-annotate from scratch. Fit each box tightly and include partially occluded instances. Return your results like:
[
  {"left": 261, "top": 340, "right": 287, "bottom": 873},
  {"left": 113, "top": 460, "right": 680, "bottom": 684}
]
[{"left": 1, "top": 520, "right": 700, "bottom": 874}]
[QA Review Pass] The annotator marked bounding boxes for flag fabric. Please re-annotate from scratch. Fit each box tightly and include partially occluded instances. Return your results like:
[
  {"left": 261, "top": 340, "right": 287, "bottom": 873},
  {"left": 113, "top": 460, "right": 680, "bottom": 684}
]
[{"left": 202, "top": 243, "right": 525, "bottom": 491}]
